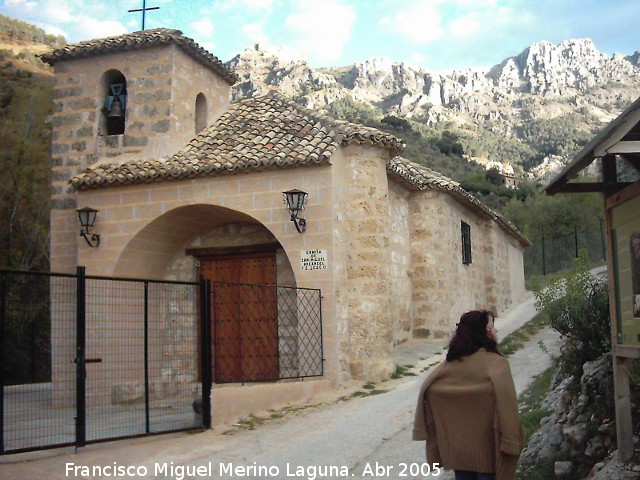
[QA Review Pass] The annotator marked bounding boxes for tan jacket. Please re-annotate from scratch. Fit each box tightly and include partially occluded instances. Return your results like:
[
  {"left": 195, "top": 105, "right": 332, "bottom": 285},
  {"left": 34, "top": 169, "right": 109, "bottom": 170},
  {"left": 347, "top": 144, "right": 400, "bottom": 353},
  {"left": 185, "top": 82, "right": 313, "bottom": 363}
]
[{"left": 413, "top": 349, "right": 525, "bottom": 480}]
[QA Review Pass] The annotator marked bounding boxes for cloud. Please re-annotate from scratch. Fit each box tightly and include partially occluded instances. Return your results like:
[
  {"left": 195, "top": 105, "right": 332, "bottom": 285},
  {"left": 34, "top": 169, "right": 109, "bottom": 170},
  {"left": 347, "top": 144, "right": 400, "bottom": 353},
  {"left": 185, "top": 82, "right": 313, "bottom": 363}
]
[
  {"left": 74, "top": 18, "right": 128, "bottom": 40},
  {"left": 449, "top": 16, "right": 482, "bottom": 38},
  {"left": 200, "top": 41, "right": 217, "bottom": 54},
  {"left": 38, "top": 0, "right": 75, "bottom": 23},
  {"left": 1, "top": 0, "right": 128, "bottom": 41},
  {"left": 284, "top": 0, "right": 356, "bottom": 63},
  {"left": 38, "top": 23, "right": 68, "bottom": 39},
  {"left": 215, "top": 0, "right": 272, "bottom": 12},
  {"left": 453, "top": 0, "right": 498, "bottom": 6},
  {"left": 407, "top": 52, "right": 427, "bottom": 67},
  {"left": 191, "top": 19, "right": 215, "bottom": 38},
  {"left": 4, "top": 0, "right": 72, "bottom": 22},
  {"left": 242, "top": 21, "right": 269, "bottom": 46},
  {"left": 4, "top": 0, "right": 38, "bottom": 9},
  {"left": 241, "top": 0, "right": 272, "bottom": 10},
  {"left": 379, "top": 0, "right": 444, "bottom": 44}
]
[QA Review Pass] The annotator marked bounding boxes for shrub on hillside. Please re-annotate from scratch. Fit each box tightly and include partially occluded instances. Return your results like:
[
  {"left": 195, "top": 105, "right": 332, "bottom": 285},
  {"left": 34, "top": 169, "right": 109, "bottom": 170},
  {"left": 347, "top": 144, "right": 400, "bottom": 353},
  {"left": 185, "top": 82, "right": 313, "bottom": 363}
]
[
  {"left": 525, "top": 251, "right": 640, "bottom": 475},
  {"left": 533, "top": 251, "right": 611, "bottom": 383}
]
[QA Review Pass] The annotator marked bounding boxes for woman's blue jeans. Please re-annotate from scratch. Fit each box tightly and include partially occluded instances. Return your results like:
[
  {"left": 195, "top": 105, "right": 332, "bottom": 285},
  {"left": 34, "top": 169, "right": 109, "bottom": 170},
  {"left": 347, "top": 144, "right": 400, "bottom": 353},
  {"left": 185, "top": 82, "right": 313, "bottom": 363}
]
[{"left": 454, "top": 471, "right": 496, "bottom": 480}]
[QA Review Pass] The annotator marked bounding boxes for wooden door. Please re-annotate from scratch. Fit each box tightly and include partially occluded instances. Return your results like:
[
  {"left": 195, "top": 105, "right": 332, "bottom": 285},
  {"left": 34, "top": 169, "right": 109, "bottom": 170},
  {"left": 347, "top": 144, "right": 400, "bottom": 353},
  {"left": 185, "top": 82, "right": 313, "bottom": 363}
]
[{"left": 200, "top": 252, "right": 279, "bottom": 382}]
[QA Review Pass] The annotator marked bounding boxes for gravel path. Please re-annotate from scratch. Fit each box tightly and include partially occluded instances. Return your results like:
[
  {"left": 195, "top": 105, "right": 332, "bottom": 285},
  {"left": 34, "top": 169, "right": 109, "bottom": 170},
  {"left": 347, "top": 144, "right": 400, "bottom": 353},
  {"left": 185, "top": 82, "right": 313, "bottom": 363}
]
[{"left": 0, "top": 293, "right": 564, "bottom": 480}]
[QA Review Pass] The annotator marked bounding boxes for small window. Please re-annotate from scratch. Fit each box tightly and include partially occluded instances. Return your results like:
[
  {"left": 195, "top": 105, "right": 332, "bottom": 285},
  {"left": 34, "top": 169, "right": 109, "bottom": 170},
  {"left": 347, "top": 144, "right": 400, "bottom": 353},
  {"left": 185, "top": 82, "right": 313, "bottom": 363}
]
[
  {"left": 195, "top": 93, "right": 207, "bottom": 134},
  {"left": 461, "top": 221, "right": 472, "bottom": 265}
]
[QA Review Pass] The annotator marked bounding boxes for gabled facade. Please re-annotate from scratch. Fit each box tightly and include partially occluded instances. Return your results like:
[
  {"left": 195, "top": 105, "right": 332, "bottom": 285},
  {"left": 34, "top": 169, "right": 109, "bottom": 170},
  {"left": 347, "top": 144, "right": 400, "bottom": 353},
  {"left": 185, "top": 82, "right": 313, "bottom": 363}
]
[{"left": 43, "top": 29, "right": 528, "bottom": 412}]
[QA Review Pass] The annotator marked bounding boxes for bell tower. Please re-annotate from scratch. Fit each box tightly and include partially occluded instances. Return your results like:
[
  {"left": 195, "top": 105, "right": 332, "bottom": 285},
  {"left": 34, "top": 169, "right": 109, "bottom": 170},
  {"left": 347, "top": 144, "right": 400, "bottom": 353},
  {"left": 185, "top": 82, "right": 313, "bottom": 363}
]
[{"left": 42, "top": 28, "right": 238, "bottom": 272}]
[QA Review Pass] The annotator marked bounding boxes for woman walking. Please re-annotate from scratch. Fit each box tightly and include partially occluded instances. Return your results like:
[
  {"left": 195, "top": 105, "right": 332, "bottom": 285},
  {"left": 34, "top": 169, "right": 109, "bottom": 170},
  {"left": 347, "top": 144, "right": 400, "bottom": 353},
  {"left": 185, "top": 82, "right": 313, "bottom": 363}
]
[{"left": 413, "top": 310, "right": 524, "bottom": 480}]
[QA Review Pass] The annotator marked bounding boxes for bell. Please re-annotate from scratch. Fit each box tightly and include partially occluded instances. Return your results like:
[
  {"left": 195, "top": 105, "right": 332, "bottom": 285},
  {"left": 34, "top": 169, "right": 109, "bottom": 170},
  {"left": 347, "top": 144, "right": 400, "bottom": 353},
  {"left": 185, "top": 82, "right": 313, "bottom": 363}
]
[{"left": 107, "top": 98, "right": 124, "bottom": 118}]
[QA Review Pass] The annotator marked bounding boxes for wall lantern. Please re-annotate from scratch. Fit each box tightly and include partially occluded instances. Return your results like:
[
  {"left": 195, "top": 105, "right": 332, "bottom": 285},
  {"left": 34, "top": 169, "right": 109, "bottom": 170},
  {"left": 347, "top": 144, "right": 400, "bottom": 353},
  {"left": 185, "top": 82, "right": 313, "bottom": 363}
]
[
  {"left": 282, "top": 189, "right": 308, "bottom": 233},
  {"left": 76, "top": 207, "right": 101, "bottom": 248}
]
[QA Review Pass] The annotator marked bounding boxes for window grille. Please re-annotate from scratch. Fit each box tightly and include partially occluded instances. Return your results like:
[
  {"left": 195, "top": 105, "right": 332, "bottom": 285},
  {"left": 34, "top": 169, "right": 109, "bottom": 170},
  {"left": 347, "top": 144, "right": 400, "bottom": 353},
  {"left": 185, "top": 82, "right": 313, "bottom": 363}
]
[{"left": 461, "top": 221, "right": 472, "bottom": 265}]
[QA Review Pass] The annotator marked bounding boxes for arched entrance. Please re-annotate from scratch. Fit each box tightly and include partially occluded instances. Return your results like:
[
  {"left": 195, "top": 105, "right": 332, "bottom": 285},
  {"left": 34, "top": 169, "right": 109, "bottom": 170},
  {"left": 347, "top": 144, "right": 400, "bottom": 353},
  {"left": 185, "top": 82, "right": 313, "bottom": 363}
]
[
  {"left": 113, "top": 204, "right": 301, "bottom": 384},
  {"left": 113, "top": 204, "right": 293, "bottom": 282}
]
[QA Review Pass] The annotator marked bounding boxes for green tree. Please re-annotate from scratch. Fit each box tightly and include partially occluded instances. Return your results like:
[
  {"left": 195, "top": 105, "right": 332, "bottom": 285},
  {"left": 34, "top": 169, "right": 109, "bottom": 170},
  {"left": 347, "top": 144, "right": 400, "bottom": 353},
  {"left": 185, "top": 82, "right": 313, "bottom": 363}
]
[
  {"left": 518, "top": 113, "right": 594, "bottom": 169},
  {"left": 485, "top": 167, "right": 503, "bottom": 186},
  {"left": 435, "top": 130, "right": 464, "bottom": 156},
  {"left": 501, "top": 189, "right": 602, "bottom": 240},
  {"left": 500, "top": 188, "right": 605, "bottom": 277}
]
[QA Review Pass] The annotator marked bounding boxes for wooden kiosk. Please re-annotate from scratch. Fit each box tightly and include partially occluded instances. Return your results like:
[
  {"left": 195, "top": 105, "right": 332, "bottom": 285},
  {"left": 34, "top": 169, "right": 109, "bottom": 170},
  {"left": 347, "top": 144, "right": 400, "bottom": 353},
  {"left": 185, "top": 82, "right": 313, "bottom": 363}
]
[{"left": 546, "top": 96, "right": 640, "bottom": 462}]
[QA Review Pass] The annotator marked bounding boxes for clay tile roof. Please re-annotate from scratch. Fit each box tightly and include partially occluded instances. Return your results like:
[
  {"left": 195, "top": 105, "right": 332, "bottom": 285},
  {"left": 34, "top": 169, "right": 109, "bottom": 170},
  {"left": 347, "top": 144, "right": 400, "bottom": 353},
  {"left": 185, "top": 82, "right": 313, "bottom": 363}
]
[
  {"left": 41, "top": 28, "right": 238, "bottom": 85},
  {"left": 387, "top": 156, "right": 530, "bottom": 246},
  {"left": 70, "top": 92, "right": 404, "bottom": 189}
]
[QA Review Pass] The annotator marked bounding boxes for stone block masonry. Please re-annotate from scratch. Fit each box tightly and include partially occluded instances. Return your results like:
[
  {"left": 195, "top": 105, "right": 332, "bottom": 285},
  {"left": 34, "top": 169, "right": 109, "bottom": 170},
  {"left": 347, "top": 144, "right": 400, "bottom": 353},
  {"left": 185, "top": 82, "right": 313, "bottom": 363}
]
[
  {"left": 49, "top": 45, "right": 231, "bottom": 273},
  {"left": 337, "top": 145, "right": 395, "bottom": 382}
]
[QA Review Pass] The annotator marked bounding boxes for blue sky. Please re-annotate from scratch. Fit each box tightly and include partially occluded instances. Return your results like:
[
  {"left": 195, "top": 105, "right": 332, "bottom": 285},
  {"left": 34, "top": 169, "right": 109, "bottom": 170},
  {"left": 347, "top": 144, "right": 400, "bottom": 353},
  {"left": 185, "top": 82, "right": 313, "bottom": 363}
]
[{"left": 2, "top": 0, "right": 640, "bottom": 71}]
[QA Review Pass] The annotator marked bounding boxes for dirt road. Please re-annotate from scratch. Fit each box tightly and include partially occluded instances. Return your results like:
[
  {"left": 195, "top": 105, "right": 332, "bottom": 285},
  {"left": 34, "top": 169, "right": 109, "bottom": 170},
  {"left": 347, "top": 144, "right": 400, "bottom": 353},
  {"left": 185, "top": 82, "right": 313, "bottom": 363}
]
[{"left": 0, "top": 292, "right": 562, "bottom": 480}]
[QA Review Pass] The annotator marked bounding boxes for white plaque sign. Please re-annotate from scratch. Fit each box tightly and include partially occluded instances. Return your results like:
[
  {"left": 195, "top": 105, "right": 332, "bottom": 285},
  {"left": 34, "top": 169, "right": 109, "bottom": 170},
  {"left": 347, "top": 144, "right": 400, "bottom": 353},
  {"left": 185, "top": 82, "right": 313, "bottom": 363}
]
[{"left": 300, "top": 249, "right": 328, "bottom": 271}]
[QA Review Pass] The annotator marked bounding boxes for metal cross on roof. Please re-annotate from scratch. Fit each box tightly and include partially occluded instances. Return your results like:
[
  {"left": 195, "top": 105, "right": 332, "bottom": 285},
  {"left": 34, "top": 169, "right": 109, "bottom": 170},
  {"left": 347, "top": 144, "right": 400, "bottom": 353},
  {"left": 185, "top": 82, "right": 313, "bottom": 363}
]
[{"left": 128, "top": 0, "right": 160, "bottom": 31}]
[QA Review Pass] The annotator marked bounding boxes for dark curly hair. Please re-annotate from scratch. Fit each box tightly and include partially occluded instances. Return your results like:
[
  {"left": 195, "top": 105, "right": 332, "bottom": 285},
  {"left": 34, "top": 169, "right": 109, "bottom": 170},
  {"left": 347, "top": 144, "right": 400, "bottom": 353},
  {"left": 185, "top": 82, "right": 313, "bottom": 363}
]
[{"left": 446, "top": 310, "right": 500, "bottom": 362}]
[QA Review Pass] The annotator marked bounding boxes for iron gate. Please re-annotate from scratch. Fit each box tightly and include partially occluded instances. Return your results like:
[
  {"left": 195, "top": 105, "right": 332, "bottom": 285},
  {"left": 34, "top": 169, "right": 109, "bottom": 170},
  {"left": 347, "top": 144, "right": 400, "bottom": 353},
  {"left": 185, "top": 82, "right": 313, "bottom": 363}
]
[
  {"left": 0, "top": 268, "right": 210, "bottom": 454},
  {"left": 1, "top": 268, "right": 324, "bottom": 454}
]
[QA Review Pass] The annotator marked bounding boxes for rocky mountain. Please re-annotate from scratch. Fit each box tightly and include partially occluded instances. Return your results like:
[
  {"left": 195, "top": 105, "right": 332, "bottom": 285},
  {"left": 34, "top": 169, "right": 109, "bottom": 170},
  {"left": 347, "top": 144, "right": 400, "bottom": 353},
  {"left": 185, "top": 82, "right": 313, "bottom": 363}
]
[{"left": 227, "top": 39, "right": 640, "bottom": 180}]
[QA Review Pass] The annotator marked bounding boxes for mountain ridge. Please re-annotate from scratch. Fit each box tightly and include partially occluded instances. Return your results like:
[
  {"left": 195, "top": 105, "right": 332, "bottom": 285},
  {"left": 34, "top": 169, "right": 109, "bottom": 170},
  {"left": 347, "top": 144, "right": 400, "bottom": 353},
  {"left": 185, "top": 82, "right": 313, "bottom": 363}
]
[{"left": 227, "top": 38, "right": 640, "bottom": 181}]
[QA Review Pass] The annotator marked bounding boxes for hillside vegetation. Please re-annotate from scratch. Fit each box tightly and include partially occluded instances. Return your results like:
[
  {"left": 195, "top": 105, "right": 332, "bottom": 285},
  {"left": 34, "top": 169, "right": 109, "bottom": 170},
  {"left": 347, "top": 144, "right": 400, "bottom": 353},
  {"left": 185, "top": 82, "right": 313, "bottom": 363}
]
[
  {"left": 0, "top": 16, "right": 57, "bottom": 270},
  {"left": 0, "top": 14, "right": 65, "bottom": 47}
]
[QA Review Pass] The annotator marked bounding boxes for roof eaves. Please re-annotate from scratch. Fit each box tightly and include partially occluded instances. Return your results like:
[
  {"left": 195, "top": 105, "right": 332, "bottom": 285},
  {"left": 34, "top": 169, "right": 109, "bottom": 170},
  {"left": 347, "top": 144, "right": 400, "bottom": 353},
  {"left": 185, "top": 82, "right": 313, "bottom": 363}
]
[
  {"left": 41, "top": 28, "right": 238, "bottom": 85},
  {"left": 70, "top": 155, "right": 332, "bottom": 190},
  {"left": 546, "top": 95, "right": 640, "bottom": 195},
  {"left": 387, "top": 157, "right": 530, "bottom": 246}
]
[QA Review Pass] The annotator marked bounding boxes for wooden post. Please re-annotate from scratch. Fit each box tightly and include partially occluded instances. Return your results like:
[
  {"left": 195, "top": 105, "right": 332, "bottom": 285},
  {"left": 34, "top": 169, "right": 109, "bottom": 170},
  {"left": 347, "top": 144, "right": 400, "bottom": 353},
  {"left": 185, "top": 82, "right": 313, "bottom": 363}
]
[
  {"left": 603, "top": 171, "right": 638, "bottom": 463},
  {"left": 613, "top": 353, "right": 634, "bottom": 461}
]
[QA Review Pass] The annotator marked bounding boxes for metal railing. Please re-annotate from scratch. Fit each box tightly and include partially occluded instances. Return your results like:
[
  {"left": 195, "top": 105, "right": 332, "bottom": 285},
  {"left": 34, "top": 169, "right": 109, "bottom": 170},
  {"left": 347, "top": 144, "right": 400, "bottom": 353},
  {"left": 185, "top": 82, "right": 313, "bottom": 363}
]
[
  {"left": 525, "top": 225, "right": 607, "bottom": 277},
  {"left": 211, "top": 281, "right": 323, "bottom": 384}
]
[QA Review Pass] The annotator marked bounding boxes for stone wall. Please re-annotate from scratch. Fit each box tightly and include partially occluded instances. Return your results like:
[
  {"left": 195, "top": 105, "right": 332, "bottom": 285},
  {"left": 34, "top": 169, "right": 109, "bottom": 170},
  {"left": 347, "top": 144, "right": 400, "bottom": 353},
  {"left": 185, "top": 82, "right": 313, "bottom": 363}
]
[
  {"left": 333, "top": 145, "right": 395, "bottom": 382},
  {"left": 409, "top": 191, "right": 525, "bottom": 338},
  {"left": 487, "top": 222, "right": 527, "bottom": 311},
  {"left": 388, "top": 181, "right": 413, "bottom": 345}
]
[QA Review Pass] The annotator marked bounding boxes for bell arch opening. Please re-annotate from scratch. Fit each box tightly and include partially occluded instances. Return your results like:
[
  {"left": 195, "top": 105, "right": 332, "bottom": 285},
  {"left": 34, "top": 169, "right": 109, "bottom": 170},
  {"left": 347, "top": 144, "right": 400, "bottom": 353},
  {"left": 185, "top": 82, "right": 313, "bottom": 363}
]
[{"left": 99, "top": 69, "right": 127, "bottom": 136}]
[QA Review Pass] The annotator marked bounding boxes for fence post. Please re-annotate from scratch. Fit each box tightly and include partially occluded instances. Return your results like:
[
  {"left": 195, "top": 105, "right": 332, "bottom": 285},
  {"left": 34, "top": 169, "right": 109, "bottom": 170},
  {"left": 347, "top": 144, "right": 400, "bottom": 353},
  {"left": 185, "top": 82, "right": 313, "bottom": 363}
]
[
  {"left": 75, "top": 266, "right": 86, "bottom": 448},
  {"left": 0, "top": 272, "right": 6, "bottom": 453},
  {"left": 143, "top": 281, "right": 150, "bottom": 434},
  {"left": 200, "top": 279, "right": 212, "bottom": 429},
  {"left": 541, "top": 227, "right": 547, "bottom": 276},
  {"left": 600, "top": 218, "right": 606, "bottom": 261}
]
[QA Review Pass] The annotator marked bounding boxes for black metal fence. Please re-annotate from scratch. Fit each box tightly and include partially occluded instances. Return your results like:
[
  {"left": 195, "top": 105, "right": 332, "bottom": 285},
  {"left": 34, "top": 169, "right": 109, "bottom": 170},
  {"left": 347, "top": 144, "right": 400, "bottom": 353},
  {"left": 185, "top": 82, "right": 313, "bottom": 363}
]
[
  {"left": 525, "top": 225, "right": 607, "bottom": 277},
  {"left": 0, "top": 268, "right": 207, "bottom": 454},
  {"left": 1, "top": 269, "right": 324, "bottom": 454}
]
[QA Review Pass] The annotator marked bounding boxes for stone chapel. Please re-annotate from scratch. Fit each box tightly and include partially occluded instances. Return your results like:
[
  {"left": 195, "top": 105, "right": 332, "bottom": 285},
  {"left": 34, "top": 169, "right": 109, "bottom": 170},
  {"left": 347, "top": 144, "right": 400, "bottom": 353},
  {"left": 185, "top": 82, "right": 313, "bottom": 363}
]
[{"left": 42, "top": 28, "right": 528, "bottom": 419}]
